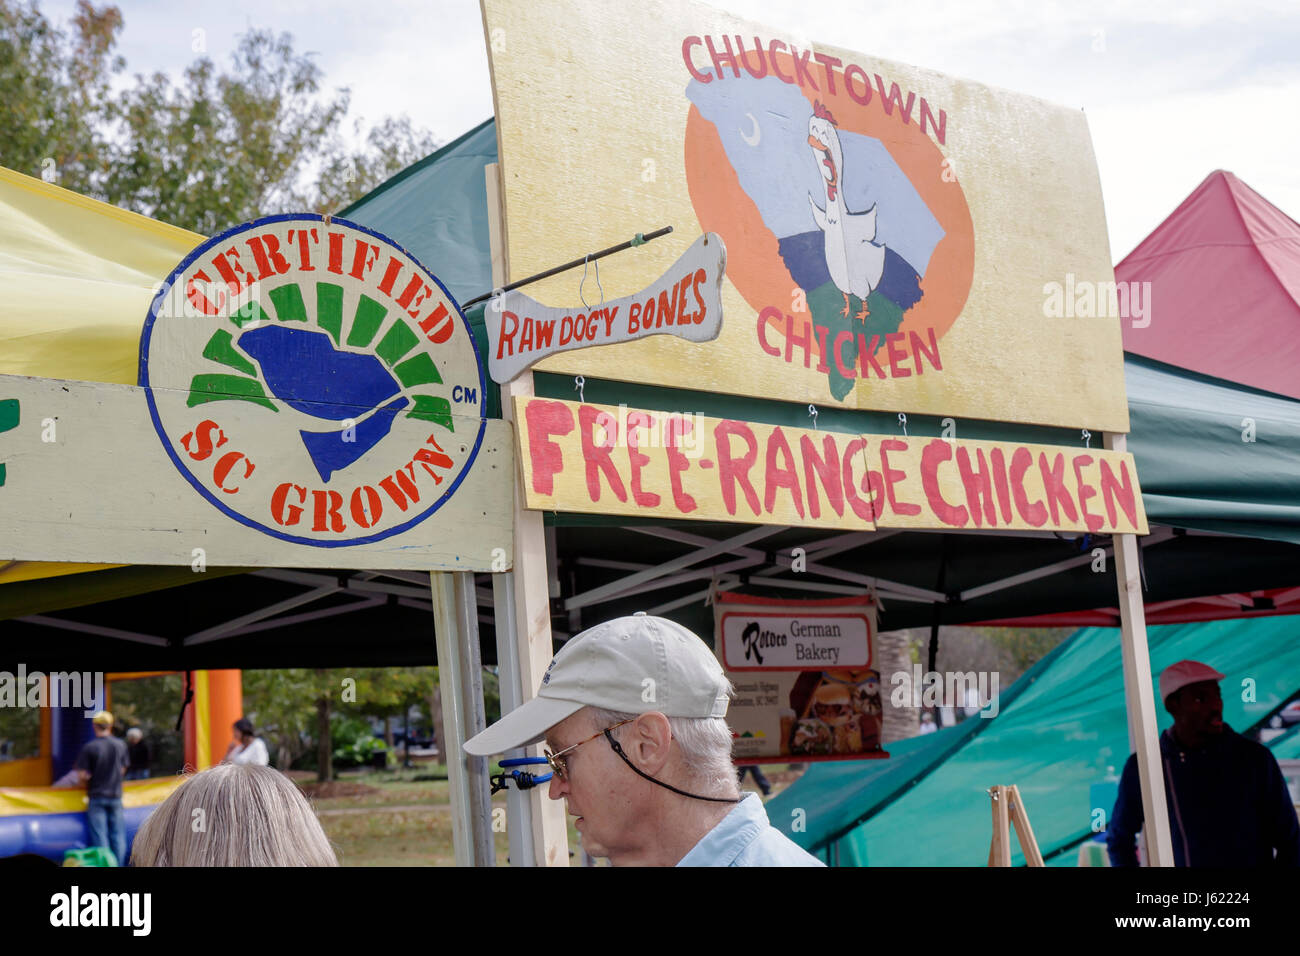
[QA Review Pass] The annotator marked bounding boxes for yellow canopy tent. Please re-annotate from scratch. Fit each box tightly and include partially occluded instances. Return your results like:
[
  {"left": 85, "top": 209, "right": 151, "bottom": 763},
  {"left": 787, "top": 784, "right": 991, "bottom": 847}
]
[
  {"left": 0, "top": 167, "right": 201, "bottom": 586},
  {"left": 0, "top": 171, "right": 245, "bottom": 789}
]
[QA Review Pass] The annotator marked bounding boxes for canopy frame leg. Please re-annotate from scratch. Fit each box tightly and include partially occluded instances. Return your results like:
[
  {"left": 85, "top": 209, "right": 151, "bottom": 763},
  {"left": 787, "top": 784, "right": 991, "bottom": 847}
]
[{"left": 1105, "top": 432, "right": 1174, "bottom": 866}]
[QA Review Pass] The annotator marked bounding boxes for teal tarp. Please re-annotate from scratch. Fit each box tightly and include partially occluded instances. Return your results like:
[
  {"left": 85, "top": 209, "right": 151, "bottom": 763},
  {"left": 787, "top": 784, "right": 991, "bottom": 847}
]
[
  {"left": 767, "top": 616, "right": 1300, "bottom": 865},
  {"left": 1272, "top": 724, "right": 1300, "bottom": 759},
  {"left": 340, "top": 119, "right": 498, "bottom": 307},
  {"left": 1124, "top": 355, "right": 1300, "bottom": 546}
]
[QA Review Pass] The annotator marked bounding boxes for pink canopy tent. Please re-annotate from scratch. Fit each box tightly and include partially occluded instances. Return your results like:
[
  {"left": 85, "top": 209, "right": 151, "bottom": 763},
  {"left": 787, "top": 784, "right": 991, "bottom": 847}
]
[
  {"left": 1118, "top": 169, "right": 1300, "bottom": 401},
  {"left": 973, "top": 170, "right": 1300, "bottom": 630}
]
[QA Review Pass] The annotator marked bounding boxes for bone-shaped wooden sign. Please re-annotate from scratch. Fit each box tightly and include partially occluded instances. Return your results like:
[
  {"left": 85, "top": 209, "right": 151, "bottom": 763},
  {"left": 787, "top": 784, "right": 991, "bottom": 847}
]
[{"left": 485, "top": 232, "right": 726, "bottom": 384}]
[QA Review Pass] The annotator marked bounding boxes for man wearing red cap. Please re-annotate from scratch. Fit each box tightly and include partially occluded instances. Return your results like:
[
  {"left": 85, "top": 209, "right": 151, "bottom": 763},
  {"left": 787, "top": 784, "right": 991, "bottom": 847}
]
[{"left": 1107, "top": 660, "right": 1299, "bottom": 866}]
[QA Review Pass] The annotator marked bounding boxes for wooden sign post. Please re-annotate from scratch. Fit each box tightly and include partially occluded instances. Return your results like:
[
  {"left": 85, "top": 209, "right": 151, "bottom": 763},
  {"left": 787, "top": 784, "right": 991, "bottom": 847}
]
[{"left": 485, "top": 163, "right": 572, "bottom": 867}]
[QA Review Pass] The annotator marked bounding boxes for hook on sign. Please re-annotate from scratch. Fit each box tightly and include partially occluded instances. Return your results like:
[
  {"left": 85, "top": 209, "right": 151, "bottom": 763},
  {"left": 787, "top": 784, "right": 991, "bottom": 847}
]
[
  {"left": 574, "top": 375, "right": 586, "bottom": 403},
  {"left": 808, "top": 404, "right": 819, "bottom": 430},
  {"left": 579, "top": 254, "right": 604, "bottom": 308},
  {"left": 1082, "top": 428, "right": 1091, "bottom": 449},
  {"left": 898, "top": 412, "right": 908, "bottom": 437}
]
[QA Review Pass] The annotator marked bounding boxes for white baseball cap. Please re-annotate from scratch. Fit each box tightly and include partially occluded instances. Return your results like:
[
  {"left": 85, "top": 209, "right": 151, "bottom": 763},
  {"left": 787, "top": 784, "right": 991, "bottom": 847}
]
[
  {"left": 1159, "top": 660, "right": 1225, "bottom": 701},
  {"left": 464, "top": 613, "right": 731, "bottom": 756}
]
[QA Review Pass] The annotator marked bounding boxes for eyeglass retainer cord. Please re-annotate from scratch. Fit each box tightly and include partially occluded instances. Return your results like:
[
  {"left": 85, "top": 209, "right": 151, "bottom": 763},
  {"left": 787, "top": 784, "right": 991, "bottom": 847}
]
[{"left": 603, "top": 729, "right": 742, "bottom": 804}]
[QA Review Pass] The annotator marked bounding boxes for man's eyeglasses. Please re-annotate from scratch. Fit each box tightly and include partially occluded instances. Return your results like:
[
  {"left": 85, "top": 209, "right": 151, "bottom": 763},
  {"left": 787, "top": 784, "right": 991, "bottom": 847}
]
[
  {"left": 544, "top": 719, "right": 633, "bottom": 781},
  {"left": 543, "top": 717, "right": 743, "bottom": 805}
]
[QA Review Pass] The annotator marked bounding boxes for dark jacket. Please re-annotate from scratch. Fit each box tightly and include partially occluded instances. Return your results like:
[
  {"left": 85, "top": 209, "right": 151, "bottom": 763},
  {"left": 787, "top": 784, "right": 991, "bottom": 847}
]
[
  {"left": 128, "top": 739, "right": 150, "bottom": 771},
  {"left": 74, "top": 735, "right": 129, "bottom": 801},
  {"left": 1107, "top": 725, "right": 1299, "bottom": 866}
]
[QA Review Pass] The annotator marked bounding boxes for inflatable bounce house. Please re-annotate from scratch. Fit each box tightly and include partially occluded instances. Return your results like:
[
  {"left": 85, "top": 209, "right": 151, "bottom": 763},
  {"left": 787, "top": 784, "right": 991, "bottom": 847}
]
[{"left": 0, "top": 670, "right": 240, "bottom": 864}]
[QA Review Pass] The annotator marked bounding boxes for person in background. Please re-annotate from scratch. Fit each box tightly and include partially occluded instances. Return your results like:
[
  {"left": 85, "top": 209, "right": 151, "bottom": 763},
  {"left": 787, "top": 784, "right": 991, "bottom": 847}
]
[
  {"left": 223, "top": 717, "right": 269, "bottom": 766},
  {"left": 918, "top": 711, "right": 938, "bottom": 735},
  {"left": 737, "top": 764, "right": 772, "bottom": 797},
  {"left": 131, "top": 763, "right": 337, "bottom": 866},
  {"left": 75, "top": 710, "right": 129, "bottom": 865},
  {"left": 125, "top": 727, "right": 151, "bottom": 780},
  {"left": 1107, "top": 660, "right": 1300, "bottom": 866}
]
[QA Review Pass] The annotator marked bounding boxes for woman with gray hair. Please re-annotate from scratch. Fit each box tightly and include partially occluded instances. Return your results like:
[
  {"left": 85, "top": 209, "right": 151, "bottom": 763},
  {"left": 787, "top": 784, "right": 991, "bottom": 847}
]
[{"left": 130, "top": 764, "right": 338, "bottom": 866}]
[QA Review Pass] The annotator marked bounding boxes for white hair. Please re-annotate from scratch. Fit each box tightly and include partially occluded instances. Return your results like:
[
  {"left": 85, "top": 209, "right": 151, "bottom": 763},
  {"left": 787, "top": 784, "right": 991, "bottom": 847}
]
[
  {"left": 131, "top": 764, "right": 338, "bottom": 867},
  {"left": 125, "top": 728, "right": 143, "bottom": 743},
  {"left": 586, "top": 705, "right": 738, "bottom": 795}
]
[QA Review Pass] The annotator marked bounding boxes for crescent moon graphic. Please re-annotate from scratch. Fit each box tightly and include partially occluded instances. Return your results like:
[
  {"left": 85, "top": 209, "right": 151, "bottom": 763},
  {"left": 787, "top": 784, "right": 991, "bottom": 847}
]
[{"left": 740, "top": 112, "right": 761, "bottom": 147}]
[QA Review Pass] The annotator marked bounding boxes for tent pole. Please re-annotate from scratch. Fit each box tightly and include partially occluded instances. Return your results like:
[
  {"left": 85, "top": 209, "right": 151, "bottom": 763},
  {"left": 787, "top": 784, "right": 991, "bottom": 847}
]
[
  {"left": 492, "top": 571, "right": 537, "bottom": 867},
  {"left": 486, "top": 161, "right": 570, "bottom": 866},
  {"left": 1104, "top": 432, "right": 1173, "bottom": 866},
  {"left": 432, "top": 570, "right": 495, "bottom": 865}
]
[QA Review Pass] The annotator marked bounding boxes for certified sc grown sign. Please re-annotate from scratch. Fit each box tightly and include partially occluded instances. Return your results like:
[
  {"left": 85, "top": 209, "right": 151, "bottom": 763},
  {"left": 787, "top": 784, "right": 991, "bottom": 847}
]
[{"left": 140, "top": 215, "right": 488, "bottom": 548}]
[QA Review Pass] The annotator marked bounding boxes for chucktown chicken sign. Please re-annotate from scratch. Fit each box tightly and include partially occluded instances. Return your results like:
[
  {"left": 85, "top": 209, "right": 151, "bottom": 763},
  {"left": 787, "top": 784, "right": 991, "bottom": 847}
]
[{"left": 482, "top": 0, "right": 1129, "bottom": 432}]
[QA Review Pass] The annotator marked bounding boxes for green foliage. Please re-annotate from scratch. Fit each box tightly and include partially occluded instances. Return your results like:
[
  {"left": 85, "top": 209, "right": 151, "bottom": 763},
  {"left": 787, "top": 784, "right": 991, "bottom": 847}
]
[
  {"left": 242, "top": 666, "right": 450, "bottom": 775},
  {"left": 0, "top": 2, "right": 438, "bottom": 232},
  {"left": 0, "top": 696, "right": 39, "bottom": 760},
  {"left": 107, "top": 673, "right": 185, "bottom": 774},
  {"left": 981, "top": 627, "right": 1074, "bottom": 673},
  {"left": 330, "top": 715, "right": 385, "bottom": 769},
  {"left": 343, "top": 666, "right": 437, "bottom": 722},
  {"left": 0, "top": 0, "right": 122, "bottom": 195},
  {"left": 483, "top": 667, "right": 501, "bottom": 725},
  {"left": 240, "top": 668, "right": 328, "bottom": 770}
]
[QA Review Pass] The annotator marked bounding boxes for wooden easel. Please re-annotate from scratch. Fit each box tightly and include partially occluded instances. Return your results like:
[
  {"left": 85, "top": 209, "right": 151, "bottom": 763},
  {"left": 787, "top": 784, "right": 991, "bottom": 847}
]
[{"left": 987, "top": 785, "right": 1045, "bottom": 866}]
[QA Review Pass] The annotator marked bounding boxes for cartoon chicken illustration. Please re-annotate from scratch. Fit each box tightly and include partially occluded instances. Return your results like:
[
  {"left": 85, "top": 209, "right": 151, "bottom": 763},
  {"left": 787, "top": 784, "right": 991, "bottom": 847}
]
[{"left": 807, "top": 101, "right": 886, "bottom": 319}]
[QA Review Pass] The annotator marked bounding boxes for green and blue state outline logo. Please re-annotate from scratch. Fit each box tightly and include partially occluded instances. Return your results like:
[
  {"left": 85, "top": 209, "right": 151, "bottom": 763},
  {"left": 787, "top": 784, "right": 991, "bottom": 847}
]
[{"left": 139, "top": 214, "right": 487, "bottom": 548}]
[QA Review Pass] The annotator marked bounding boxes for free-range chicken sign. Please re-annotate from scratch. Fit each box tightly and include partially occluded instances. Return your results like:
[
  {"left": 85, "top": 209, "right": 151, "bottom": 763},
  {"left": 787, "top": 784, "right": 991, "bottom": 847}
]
[{"left": 481, "top": 0, "right": 1130, "bottom": 433}]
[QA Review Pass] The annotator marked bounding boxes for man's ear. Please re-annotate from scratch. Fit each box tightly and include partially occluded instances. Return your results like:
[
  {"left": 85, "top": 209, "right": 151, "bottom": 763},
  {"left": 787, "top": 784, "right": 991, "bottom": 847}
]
[
  {"left": 1163, "top": 690, "right": 1179, "bottom": 719},
  {"left": 628, "top": 712, "right": 673, "bottom": 772}
]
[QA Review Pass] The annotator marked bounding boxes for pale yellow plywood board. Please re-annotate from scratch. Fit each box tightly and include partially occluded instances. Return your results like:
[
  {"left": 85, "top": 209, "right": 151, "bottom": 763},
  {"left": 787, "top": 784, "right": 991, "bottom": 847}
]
[
  {"left": 483, "top": 0, "right": 1129, "bottom": 432},
  {"left": 0, "top": 375, "right": 513, "bottom": 571}
]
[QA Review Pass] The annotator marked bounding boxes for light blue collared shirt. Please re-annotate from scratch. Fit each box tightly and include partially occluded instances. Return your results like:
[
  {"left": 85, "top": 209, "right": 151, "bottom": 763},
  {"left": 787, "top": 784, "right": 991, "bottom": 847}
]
[{"left": 676, "top": 793, "right": 825, "bottom": 867}]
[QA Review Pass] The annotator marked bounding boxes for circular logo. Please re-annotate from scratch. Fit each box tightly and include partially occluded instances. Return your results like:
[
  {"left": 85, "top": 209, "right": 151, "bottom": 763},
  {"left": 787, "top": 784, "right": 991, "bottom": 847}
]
[
  {"left": 140, "top": 215, "right": 486, "bottom": 547},
  {"left": 684, "top": 59, "right": 975, "bottom": 401}
]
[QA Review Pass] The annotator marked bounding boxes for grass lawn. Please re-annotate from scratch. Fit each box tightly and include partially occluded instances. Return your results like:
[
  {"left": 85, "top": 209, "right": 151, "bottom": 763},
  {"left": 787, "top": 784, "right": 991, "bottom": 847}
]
[{"left": 298, "top": 764, "right": 798, "bottom": 866}]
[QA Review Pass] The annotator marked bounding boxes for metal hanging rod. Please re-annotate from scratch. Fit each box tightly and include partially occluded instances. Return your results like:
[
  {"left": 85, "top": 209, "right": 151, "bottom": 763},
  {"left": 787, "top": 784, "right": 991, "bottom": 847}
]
[{"left": 460, "top": 225, "right": 673, "bottom": 308}]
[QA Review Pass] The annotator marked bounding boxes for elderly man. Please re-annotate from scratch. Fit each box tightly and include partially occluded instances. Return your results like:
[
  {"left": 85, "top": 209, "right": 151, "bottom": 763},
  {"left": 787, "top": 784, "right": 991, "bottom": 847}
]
[
  {"left": 1107, "top": 660, "right": 1300, "bottom": 866},
  {"left": 465, "top": 613, "right": 823, "bottom": 866}
]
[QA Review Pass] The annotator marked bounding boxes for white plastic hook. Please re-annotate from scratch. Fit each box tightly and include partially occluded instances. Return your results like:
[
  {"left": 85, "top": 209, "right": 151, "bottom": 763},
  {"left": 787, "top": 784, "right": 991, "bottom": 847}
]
[
  {"left": 574, "top": 375, "right": 585, "bottom": 403},
  {"left": 898, "top": 412, "right": 908, "bottom": 437},
  {"left": 808, "top": 404, "right": 819, "bottom": 430},
  {"left": 1082, "top": 428, "right": 1091, "bottom": 449}
]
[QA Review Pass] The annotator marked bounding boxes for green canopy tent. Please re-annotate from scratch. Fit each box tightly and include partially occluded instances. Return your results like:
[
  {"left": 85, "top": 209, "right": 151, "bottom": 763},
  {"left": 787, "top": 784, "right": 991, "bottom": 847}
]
[
  {"left": 764, "top": 615, "right": 1300, "bottom": 865},
  {"left": 3, "top": 120, "right": 1300, "bottom": 671}
]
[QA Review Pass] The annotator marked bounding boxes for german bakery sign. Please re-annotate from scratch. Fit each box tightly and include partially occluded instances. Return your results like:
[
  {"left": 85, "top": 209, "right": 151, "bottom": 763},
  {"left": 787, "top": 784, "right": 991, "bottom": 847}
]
[
  {"left": 721, "top": 613, "right": 871, "bottom": 670},
  {"left": 715, "top": 594, "right": 885, "bottom": 764},
  {"left": 0, "top": 216, "right": 513, "bottom": 570}
]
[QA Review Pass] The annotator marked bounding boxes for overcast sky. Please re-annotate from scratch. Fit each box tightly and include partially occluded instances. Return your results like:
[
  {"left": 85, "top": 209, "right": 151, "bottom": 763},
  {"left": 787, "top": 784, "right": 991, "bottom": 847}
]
[{"left": 42, "top": 0, "right": 1300, "bottom": 260}]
